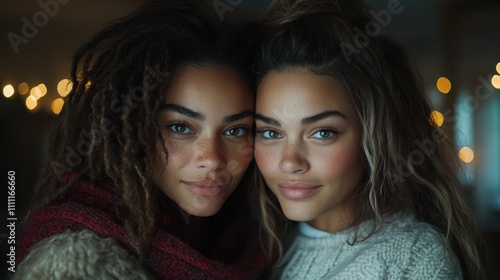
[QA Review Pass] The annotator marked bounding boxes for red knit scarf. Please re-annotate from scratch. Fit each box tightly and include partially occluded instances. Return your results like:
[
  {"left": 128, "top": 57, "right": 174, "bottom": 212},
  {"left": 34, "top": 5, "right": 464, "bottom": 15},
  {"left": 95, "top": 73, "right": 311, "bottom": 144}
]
[{"left": 18, "top": 175, "right": 266, "bottom": 279}]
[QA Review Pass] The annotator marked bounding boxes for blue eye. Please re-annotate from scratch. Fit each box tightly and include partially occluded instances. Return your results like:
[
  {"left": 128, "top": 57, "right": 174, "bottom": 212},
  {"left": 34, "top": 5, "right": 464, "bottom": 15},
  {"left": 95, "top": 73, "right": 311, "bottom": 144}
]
[
  {"left": 224, "top": 127, "right": 247, "bottom": 137},
  {"left": 258, "top": 130, "right": 283, "bottom": 139},
  {"left": 311, "top": 130, "right": 335, "bottom": 139},
  {"left": 168, "top": 124, "right": 193, "bottom": 134}
]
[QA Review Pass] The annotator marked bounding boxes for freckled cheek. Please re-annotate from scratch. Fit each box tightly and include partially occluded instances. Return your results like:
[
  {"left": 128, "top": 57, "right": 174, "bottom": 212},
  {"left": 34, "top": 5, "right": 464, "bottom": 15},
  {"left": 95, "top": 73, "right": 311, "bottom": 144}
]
[
  {"left": 254, "top": 145, "right": 276, "bottom": 176},
  {"left": 226, "top": 140, "right": 254, "bottom": 174},
  {"left": 232, "top": 137, "right": 252, "bottom": 153},
  {"left": 318, "top": 146, "right": 363, "bottom": 178}
]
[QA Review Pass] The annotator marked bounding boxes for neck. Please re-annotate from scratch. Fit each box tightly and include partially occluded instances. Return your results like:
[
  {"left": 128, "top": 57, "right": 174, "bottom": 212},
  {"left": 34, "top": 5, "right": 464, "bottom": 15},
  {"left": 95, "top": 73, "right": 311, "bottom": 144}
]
[
  {"left": 308, "top": 204, "right": 354, "bottom": 233},
  {"left": 180, "top": 212, "right": 209, "bottom": 249},
  {"left": 169, "top": 205, "right": 221, "bottom": 256}
]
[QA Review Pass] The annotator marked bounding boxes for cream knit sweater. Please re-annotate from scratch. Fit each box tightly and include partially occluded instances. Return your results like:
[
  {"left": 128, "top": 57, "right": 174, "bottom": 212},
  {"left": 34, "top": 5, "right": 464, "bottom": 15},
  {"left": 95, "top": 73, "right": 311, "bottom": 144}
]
[
  {"left": 272, "top": 214, "right": 462, "bottom": 279},
  {"left": 13, "top": 230, "right": 153, "bottom": 280}
]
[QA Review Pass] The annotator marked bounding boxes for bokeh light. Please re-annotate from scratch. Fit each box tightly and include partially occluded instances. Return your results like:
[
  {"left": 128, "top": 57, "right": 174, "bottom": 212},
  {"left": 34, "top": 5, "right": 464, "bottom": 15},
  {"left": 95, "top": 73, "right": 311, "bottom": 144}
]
[
  {"left": 57, "top": 79, "right": 73, "bottom": 97},
  {"left": 491, "top": 75, "right": 500, "bottom": 89},
  {"left": 30, "top": 87, "right": 43, "bottom": 100},
  {"left": 51, "top": 98, "right": 65, "bottom": 114},
  {"left": 3, "top": 84, "right": 15, "bottom": 98},
  {"left": 18, "top": 82, "right": 29, "bottom": 95},
  {"left": 37, "top": 83, "right": 47, "bottom": 97},
  {"left": 430, "top": 110, "right": 444, "bottom": 127},
  {"left": 25, "top": 95, "right": 38, "bottom": 110},
  {"left": 459, "top": 147, "right": 474, "bottom": 163},
  {"left": 436, "top": 77, "right": 452, "bottom": 94}
]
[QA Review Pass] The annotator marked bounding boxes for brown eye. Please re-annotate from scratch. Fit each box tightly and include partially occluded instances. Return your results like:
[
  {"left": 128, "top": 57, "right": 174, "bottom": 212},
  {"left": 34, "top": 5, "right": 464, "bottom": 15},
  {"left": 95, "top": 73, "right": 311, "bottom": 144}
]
[
  {"left": 168, "top": 124, "right": 193, "bottom": 134},
  {"left": 224, "top": 127, "right": 247, "bottom": 136}
]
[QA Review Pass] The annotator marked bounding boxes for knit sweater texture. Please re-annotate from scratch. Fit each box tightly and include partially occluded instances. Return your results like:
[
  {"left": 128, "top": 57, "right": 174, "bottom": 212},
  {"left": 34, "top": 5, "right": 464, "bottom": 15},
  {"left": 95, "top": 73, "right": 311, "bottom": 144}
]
[
  {"left": 272, "top": 214, "right": 462, "bottom": 279},
  {"left": 13, "top": 229, "right": 154, "bottom": 279}
]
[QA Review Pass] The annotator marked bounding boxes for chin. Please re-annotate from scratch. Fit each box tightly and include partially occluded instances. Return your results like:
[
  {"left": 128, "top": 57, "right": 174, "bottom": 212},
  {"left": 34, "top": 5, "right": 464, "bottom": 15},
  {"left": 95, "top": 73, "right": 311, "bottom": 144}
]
[
  {"left": 283, "top": 213, "right": 314, "bottom": 222},
  {"left": 281, "top": 207, "right": 315, "bottom": 222},
  {"left": 181, "top": 202, "right": 224, "bottom": 217}
]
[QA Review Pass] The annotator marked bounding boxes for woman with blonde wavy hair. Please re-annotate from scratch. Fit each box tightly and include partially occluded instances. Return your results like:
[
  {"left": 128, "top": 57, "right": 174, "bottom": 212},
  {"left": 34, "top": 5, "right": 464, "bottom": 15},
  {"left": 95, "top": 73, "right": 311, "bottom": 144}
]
[{"left": 253, "top": 0, "right": 486, "bottom": 279}]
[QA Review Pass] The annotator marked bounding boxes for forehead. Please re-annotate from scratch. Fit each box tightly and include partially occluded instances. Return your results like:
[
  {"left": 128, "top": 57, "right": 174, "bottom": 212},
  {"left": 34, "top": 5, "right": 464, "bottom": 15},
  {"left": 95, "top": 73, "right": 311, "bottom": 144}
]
[
  {"left": 164, "top": 66, "right": 254, "bottom": 114},
  {"left": 256, "top": 69, "right": 354, "bottom": 118}
]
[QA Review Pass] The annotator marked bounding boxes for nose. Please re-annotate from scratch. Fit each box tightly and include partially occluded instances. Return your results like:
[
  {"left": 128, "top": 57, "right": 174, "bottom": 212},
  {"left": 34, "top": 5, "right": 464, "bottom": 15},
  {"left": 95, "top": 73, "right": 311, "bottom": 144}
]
[
  {"left": 196, "top": 136, "right": 226, "bottom": 172},
  {"left": 279, "top": 143, "right": 310, "bottom": 174}
]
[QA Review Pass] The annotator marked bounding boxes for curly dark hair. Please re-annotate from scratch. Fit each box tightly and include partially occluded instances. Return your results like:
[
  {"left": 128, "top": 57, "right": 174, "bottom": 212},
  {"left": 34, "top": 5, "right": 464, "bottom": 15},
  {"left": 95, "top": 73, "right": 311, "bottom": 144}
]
[{"left": 28, "top": 0, "right": 259, "bottom": 254}]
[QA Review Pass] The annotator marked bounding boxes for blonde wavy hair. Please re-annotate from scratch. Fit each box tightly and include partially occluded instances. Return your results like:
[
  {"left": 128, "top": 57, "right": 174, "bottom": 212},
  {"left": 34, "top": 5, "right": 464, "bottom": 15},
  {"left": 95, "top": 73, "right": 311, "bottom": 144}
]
[{"left": 253, "top": 1, "right": 487, "bottom": 279}]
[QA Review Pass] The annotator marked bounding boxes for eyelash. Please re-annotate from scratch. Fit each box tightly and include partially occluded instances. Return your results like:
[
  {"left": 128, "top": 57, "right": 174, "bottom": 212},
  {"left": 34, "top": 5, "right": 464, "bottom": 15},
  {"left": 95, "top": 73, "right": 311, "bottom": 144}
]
[
  {"left": 224, "top": 127, "right": 249, "bottom": 137},
  {"left": 255, "top": 128, "right": 338, "bottom": 142},
  {"left": 310, "top": 128, "right": 337, "bottom": 142},
  {"left": 166, "top": 121, "right": 250, "bottom": 137},
  {"left": 255, "top": 128, "right": 283, "bottom": 140}
]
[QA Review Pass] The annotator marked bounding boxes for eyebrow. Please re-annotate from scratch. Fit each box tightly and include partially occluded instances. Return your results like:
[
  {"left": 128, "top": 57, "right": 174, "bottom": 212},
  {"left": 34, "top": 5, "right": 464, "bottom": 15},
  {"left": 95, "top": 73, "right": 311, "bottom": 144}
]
[
  {"left": 223, "top": 111, "right": 254, "bottom": 123},
  {"left": 255, "top": 114, "right": 281, "bottom": 126},
  {"left": 161, "top": 104, "right": 204, "bottom": 121},
  {"left": 301, "top": 111, "right": 346, "bottom": 125},
  {"left": 161, "top": 104, "right": 253, "bottom": 123},
  {"left": 256, "top": 110, "right": 345, "bottom": 127}
]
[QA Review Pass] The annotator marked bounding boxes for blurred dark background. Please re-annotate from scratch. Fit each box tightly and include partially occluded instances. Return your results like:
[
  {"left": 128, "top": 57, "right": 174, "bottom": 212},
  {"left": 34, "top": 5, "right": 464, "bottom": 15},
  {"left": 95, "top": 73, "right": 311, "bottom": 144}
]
[{"left": 1, "top": 0, "right": 499, "bottom": 278}]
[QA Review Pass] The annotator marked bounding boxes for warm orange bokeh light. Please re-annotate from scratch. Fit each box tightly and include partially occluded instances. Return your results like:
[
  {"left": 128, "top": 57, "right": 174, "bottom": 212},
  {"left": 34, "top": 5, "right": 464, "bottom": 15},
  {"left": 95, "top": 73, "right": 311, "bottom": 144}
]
[
  {"left": 51, "top": 98, "right": 65, "bottom": 114},
  {"left": 57, "top": 79, "right": 73, "bottom": 97},
  {"left": 37, "top": 83, "right": 47, "bottom": 96},
  {"left": 491, "top": 75, "right": 500, "bottom": 90},
  {"left": 436, "top": 77, "right": 452, "bottom": 94},
  {"left": 18, "top": 82, "right": 29, "bottom": 95},
  {"left": 459, "top": 147, "right": 474, "bottom": 163},
  {"left": 26, "top": 95, "right": 38, "bottom": 110},
  {"left": 430, "top": 110, "right": 444, "bottom": 127}
]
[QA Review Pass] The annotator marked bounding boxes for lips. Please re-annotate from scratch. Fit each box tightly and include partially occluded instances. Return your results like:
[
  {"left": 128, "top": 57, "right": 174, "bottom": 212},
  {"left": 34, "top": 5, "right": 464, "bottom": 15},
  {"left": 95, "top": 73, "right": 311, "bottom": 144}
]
[
  {"left": 182, "top": 180, "right": 225, "bottom": 197},
  {"left": 277, "top": 181, "right": 321, "bottom": 200}
]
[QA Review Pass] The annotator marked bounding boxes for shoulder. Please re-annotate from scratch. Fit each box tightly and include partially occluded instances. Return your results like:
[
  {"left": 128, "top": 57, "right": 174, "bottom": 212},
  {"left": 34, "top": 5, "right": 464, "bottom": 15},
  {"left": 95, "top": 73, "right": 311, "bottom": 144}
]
[
  {"left": 13, "top": 229, "right": 153, "bottom": 280},
  {"left": 365, "top": 214, "right": 463, "bottom": 278},
  {"left": 374, "top": 214, "right": 451, "bottom": 251}
]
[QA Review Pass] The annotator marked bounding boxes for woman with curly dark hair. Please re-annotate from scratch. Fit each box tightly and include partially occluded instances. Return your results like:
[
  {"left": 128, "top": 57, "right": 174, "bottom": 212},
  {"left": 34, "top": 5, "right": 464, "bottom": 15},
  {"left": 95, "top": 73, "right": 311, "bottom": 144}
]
[{"left": 14, "top": 1, "right": 265, "bottom": 279}]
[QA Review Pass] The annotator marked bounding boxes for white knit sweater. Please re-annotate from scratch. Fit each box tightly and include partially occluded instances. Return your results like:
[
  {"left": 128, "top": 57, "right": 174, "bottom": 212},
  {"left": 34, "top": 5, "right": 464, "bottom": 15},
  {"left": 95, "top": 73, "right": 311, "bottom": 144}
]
[{"left": 272, "top": 214, "right": 462, "bottom": 279}]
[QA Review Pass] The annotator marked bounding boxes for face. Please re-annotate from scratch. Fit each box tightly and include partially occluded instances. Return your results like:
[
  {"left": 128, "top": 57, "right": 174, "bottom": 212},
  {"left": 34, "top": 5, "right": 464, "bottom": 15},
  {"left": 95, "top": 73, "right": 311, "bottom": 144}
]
[
  {"left": 255, "top": 69, "right": 364, "bottom": 232},
  {"left": 155, "top": 66, "right": 254, "bottom": 217}
]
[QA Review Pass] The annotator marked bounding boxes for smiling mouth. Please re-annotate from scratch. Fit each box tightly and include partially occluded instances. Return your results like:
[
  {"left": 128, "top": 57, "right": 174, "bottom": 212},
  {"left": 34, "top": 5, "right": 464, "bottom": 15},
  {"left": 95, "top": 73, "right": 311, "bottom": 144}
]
[
  {"left": 277, "top": 182, "right": 321, "bottom": 200},
  {"left": 182, "top": 180, "right": 225, "bottom": 197}
]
